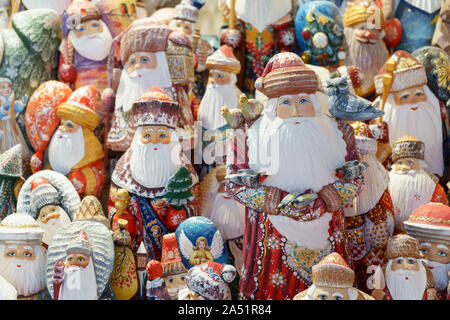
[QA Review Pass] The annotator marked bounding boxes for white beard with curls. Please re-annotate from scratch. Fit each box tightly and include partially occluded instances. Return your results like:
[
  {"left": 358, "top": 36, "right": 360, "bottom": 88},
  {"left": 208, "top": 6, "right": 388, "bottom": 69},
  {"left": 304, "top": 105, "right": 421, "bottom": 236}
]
[
  {"left": 59, "top": 262, "right": 98, "bottom": 300},
  {"left": 130, "top": 127, "right": 182, "bottom": 189},
  {"left": 48, "top": 125, "right": 85, "bottom": 176},
  {"left": 70, "top": 20, "right": 113, "bottom": 61},
  {"left": 385, "top": 259, "right": 428, "bottom": 300},
  {"left": 344, "top": 26, "right": 389, "bottom": 94},
  {"left": 388, "top": 167, "right": 436, "bottom": 231},
  {"left": 384, "top": 87, "right": 444, "bottom": 176},
  {"left": 37, "top": 207, "right": 72, "bottom": 246},
  {"left": 198, "top": 78, "right": 239, "bottom": 130},
  {"left": 248, "top": 96, "right": 348, "bottom": 194},
  {"left": 0, "top": 245, "right": 46, "bottom": 297},
  {"left": 115, "top": 52, "right": 173, "bottom": 113},
  {"left": 424, "top": 260, "right": 450, "bottom": 291}
]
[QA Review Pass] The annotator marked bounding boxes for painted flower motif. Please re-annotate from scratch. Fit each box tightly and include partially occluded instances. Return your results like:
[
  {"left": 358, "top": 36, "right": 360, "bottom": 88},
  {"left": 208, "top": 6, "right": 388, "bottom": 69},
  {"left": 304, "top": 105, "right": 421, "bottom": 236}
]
[
  {"left": 5, "top": 67, "right": 17, "bottom": 79},
  {"left": 248, "top": 210, "right": 257, "bottom": 224},
  {"left": 433, "top": 52, "right": 450, "bottom": 91},
  {"left": 269, "top": 271, "right": 286, "bottom": 288},
  {"left": 414, "top": 194, "right": 421, "bottom": 201},
  {"left": 266, "top": 235, "right": 280, "bottom": 250}
]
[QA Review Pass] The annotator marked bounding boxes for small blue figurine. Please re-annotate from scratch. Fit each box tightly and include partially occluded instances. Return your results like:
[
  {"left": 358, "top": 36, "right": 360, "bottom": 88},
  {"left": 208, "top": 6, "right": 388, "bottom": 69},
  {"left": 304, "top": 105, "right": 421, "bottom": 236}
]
[
  {"left": 327, "top": 75, "right": 384, "bottom": 121},
  {"left": 0, "top": 77, "right": 28, "bottom": 119}
]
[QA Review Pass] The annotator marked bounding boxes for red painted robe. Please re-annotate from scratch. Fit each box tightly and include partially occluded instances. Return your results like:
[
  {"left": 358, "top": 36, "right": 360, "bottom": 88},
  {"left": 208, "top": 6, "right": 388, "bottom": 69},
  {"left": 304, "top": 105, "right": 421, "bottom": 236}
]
[{"left": 225, "top": 120, "right": 361, "bottom": 300}]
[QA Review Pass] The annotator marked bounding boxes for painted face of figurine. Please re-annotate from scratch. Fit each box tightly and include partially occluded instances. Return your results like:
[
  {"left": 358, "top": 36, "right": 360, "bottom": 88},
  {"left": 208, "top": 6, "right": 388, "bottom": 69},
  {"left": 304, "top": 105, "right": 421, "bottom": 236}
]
[
  {"left": 140, "top": 125, "right": 171, "bottom": 145},
  {"left": 0, "top": 3, "right": 10, "bottom": 30},
  {"left": 208, "top": 70, "right": 231, "bottom": 86},
  {"left": 276, "top": 94, "right": 316, "bottom": 118},
  {"left": 178, "top": 287, "right": 205, "bottom": 300},
  {"left": 353, "top": 22, "right": 382, "bottom": 44},
  {"left": 392, "top": 85, "right": 427, "bottom": 107},
  {"left": 311, "top": 285, "right": 355, "bottom": 300},
  {"left": 58, "top": 120, "right": 80, "bottom": 133},
  {"left": 70, "top": 19, "right": 113, "bottom": 61},
  {"left": 165, "top": 272, "right": 187, "bottom": 299},
  {"left": 198, "top": 239, "right": 206, "bottom": 250},
  {"left": 420, "top": 242, "right": 450, "bottom": 291},
  {"left": 169, "top": 19, "right": 195, "bottom": 40},
  {"left": 37, "top": 205, "right": 72, "bottom": 245},
  {"left": 392, "top": 157, "right": 420, "bottom": 173},
  {"left": 0, "top": 81, "right": 12, "bottom": 97},
  {"left": 3, "top": 245, "right": 36, "bottom": 262},
  {"left": 126, "top": 52, "right": 157, "bottom": 75},
  {"left": 65, "top": 251, "right": 90, "bottom": 268}
]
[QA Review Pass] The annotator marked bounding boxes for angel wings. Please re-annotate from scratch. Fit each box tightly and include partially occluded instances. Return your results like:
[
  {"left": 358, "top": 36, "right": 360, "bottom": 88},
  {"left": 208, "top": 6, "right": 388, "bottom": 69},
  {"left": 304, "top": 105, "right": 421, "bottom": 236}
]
[{"left": 178, "top": 229, "right": 224, "bottom": 266}]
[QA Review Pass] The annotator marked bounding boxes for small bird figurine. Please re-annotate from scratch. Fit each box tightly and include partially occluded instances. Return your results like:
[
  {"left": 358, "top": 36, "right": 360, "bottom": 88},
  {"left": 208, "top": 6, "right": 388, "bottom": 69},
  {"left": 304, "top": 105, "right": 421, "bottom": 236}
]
[
  {"left": 221, "top": 106, "right": 244, "bottom": 129},
  {"left": 335, "top": 160, "right": 369, "bottom": 182},
  {"left": 278, "top": 192, "right": 318, "bottom": 210},
  {"left": 327, "top": 75, "right": 384, "bottom": 121},
  {"left": 226, "top": 169, "right": 262, "bottom": 188},
  {"left": 239, "top": 94, "right": 264, "bottom": 121}
]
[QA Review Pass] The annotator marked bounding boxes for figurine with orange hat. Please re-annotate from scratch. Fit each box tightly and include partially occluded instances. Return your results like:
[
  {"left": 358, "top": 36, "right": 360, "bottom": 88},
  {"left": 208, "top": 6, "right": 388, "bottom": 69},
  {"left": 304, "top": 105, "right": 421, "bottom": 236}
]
[
  {"left": 146, "top": 259, "right": 171, "bottom": 300},
  {"left": 161, "top": 233, "right": 188, "bottom": 300},
  {"left": 405, "top": 202, "right": 450, "bottom": 300},
  {"left": 371, "top": 50, "right": 445, "bottom": 180},
  {"left": 111, "top": 87, "right": 198, "bottom": 261},
  {"left": 29, "top": 85, "right": 105, "bottom": 198},
  {"left": 293, "top": 253, "right": 374, "bottom": 300}
]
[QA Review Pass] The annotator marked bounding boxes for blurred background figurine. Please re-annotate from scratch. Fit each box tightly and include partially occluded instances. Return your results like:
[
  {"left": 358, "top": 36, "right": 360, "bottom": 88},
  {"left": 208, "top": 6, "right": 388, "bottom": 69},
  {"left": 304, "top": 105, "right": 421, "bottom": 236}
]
[
  {"left": 161, "top": 233, "right": 188, "bottom": 300},
  {"left": 146, "top": 259, "right": 171, "bottom": 299},
  {"left": 0, "top": 144, "right": 23, "bottom": 220},
  {"left": 432, "top": 0, "right": 450, "bottom": 55}
]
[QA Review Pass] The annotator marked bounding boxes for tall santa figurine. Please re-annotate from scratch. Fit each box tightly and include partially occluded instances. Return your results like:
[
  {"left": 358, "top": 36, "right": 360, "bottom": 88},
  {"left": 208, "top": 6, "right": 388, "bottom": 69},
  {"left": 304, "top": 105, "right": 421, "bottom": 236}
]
[
  {"left": 224, "top": 52, "right": 365, "bottom": 299},
  {"left": 219, "top": 0, "right": 297, "bottom": 98},
  {"left": 111, "top": 87, "right": 198, "bottom": 260},
  {"left": 372, "top": 50, "right": 445, "bottom": 178},
  {"left": 388, "top": 136, "right": 448, "bottom": 233}
]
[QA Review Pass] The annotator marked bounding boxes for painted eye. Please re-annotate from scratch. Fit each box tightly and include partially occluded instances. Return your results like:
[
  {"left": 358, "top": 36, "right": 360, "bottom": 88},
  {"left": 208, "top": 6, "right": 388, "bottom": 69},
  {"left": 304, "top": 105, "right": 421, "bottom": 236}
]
[
  {"left": 339, "top": 83, "right": 347, "bottom": 88},
  {"left": 438, "top": 251, "right": 447, "bottom": 257},
  {"left": 78, "top": 27, "right": 85, "bottom": 32},
  {"left": 281, "top": 100, "right": 291, "bottom": 105},
  {"left": 68, "top": 257, "right": 73, "bottom": 261},
  {"left": 400, "top": 94, "right": 409, "bottom": 101},
  {"left": 416, "top": 91, "right": 424, "bottom": 97},
  {"left": 408, "top": 259, "right": 415, "bottom": 264},
  {"left": 141, "top": 57, "right": 150, "bottom": 63},
  {"left": 169, "top": 279, "right": 173, "bottom": 283},
  {"left": 397, "top": 258, "right": 403, "bottom": 264},
  {"left": 299, "top": 98, "right": 309, "bottom": 104},
  {"left": 181, "top": 277, "right": 185, "bottom": 281},
  {"left": 7, "top": 251, "right": 16, "bottom": 256},
  {"left": 130, "top": 59, "right": 136, "bottom": 65},
  {"left": 407, "top": 160, "right": 413, "bottom": 165},
  {"left": 335, "top": 296, "right": 343, "bottom": 300},
  {"left": 420, "top": 248, "right": 428, "bottom": 254},
  {"left": 92, "top": 23, "right": 99, "bottom": 28},
  {"left": 77, "top": 257, "right": 85, "bottom": 262},
  {"left": 24, "top": 252, "right": 32, "bottom": 257},
  {"left": 145, "top": 134, "right": 150, "bottom": 138},
  {"left": 319, "top": 295, "right": 327, "bottom": 300},
  {"left": 217, "top": 74, "right": 224, "bottom": 79},
  {"left": 160, "top": 134, "right": 166, "bottom": 138}
]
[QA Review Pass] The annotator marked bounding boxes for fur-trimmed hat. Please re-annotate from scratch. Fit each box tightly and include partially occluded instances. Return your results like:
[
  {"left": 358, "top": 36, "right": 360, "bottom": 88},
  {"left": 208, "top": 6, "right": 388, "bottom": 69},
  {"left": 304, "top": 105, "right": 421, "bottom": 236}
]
[
  {"left": 129, "top": 86, "right": 180, "bottom": 129},
  {"left": 0, "top": 212, "right": 44, "bottom": 243},
  {"left": 255, "top": 52, "right": 319, "bottom": 99},
  {"left": 30, "top": 178, "right": 60, "bottom": 218},
  {"left": 66, "top": 0, "right": 101, "bottom": 28},
  {"left": 206, "top": 45, "right": 241, "bottom": 74},
  {"left": 391, "top": 136, "right": 425, "bottom": 163},
  {"left": 386, "top": 234, "right": 421, "bottom": 260},
  {"left": 186, "top": 262, "right": 236, "bottom": 300},
  {"left": 312, "top": 253, "right": 354, "bottom": 288},
  {"left": 161, "top": 233, "right": 188, "bottom": 277},
  {"left": 173, "top": 2, "right": 199, "bottom": 23},
  {"left": 344, "top": 4, "right": 384, "bottom": 29},
  {"left": 405, "top": 202, "right": 450, "bottom": 245}
]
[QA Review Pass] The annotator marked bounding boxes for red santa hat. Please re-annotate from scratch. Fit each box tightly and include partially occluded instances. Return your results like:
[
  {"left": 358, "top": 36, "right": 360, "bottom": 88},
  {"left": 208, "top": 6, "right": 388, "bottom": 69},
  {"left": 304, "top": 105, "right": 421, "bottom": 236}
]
[
  {"left": 186, "top": 262, "right": 236, "bottom": 300},
  {"left": 161, "top": 233, "right": 188, "bottom": 277},
  {"left": 147, "top": 260, "right": 163, "bottom": 281},
  {"left": 312, "top": 253, "right": 355, "bottom": 288},
  {"left": 255, "top": 52, "right": 319, "bottom": 99},
  {"left": 206, "top": 45, "right": 241, "bottom": 74},
  {"left": 404, "top": 203, "right": 450, "bottom": 246},
  {"left": 30, "top": 178, "right": 61, "bottom": 219},
  {"left": 57, "top": 85, "right": 99, "bottom": 131},
  {"left": 66, "top": 0, "right": 101, "bottom": 26},
  {"left": 129, "top": 86, "right": 180, "bottom": 129}
]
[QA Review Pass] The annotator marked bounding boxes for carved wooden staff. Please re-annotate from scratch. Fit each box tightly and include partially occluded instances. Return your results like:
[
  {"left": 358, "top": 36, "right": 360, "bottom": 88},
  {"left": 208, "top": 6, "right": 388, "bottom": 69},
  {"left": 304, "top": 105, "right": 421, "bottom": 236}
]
[{"left": 229, "top": 0, "right": 236, "bottom": 30}]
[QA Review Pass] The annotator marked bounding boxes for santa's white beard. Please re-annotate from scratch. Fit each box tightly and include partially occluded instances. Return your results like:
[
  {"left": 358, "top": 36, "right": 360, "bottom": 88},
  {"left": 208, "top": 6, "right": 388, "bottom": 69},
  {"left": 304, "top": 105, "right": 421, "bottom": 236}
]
[
  {"left": 115, "top": 52, "right": 173, "bottom": 113},
  {"left": 48, "top": 126, "right": 85, "bottom": 175},
  {"left": 37, "top": 208, "right": 72, "bottom": 245},
  {"left": 0, "top": 275, "right": 16, "bottom": 300},
  {"left": 0, "top": 245, "right": 46, "bottom": 297},
  {"left": 248, "top": 112, "right": 347, "bottom": 194},
  {"left": 130, "top": 128, "right": 182, "bottom": 189},
  {"left": 227, "top": 0, "right": 292, "bottom": 31},
  {"left": 70, "top": 21, "right": 113, "bottom": 61},
  {"left": 424, "top": 260, "right": 450, "bottom": 291},
  {"left": 198, "top": 82, "right": 239, "bottom": 130},
  {"left": 167, "top": 283, "right": 187, "bottom": 300},
  {"left": 206, "top": 193, "right": 245, "bottom": 240},
  {"left": 388, "top": 169, "right": 436, "bottom": 231},
  {"left": 344, "top": 27, "right": 389, "bottom": 93},
  {"left": 384, "top": 88, "right": 444, "bottom": 175},
  {"left": 59, "top": 263, "right": 98, "bottom": 300},
  {"left": 385, "top": 260, "right": 427, "bottom": 300},
  {"left": 344, "top": 152, "right": 389, "bottom": 216}
]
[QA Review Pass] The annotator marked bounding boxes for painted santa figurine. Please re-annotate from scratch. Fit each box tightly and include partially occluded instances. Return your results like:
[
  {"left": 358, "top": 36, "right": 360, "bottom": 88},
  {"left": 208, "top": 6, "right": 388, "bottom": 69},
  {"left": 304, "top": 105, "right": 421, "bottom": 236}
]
[
  {"left": 36, "top": 86, "right": 105, "bottom": 198},
  {"left": 111, "top": 87, "right": 198, "bottom": 260},
  {"left": 344, "top": 121, "right": 394, "bottom": 290},
  {"left": 0, "top": 144, "right": 24, "bottom": 220},
  {"left": 0, "top": 213, "right": 46, "bottom": 300},
  {"left": 161, "top": 233, "right": 188, "bottom": 300},
  {"left": 220, "top": 0, "right": 296, "bottom": 97},
  {"left": 178, "top": 262, "right": 236, "bottom": 300},
  {"left": 388, "top": 136, "right": 448, "bottom": 233},
  {"left": 432, "top": 0, "right": 450, "bottom": 56},
  {"left": 146, "top": 259, "right": 171, "bottom": 300},
  {"left": 405, "top": 202, "right": 450, "bottom": 300},
  {"left": 293, "top": 253, "right": 374, "bottom": 300},
  {"left": 225, "top": 52, "right": 365, "bottom": 299},
  {"left": 372, "top": 50, "right": 445, "bottom": 178},
  {"left": 343, "top": 4, "right": 389, "bottom": 98},
  {"left": 372, "top": 234, "right": 438, "bottom": 300}
]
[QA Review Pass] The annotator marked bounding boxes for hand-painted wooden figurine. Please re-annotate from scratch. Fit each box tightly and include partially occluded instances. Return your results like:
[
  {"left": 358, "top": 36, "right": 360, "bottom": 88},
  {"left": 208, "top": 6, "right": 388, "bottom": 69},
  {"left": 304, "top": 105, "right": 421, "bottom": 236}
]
[
  {"left": 0, "top": 0, "right": 10, "bottom": 30},
  {"left": 46, "top": 205, "right": 115, "bottom": 300},
  {"left": 343, "top": 4, "right": 389, "bottom": 98},
  {"left": 405, "top": 202, "right": 450, "bottom": 300},
  {"left": 111, "top": 219, "right": 139, "bottom": 300},
  {"left": 295, "top": 1, "right": 345, "bottom": 68},
  {"left": 224, "top": 52, "right": 365, "bottom": 300},
  {"left": 20, "top": 0, "right": 71, "bottom": 15},
  {"left": 388, "top": 136, "right": 448, "bottom": 233},
  {"left": 371, "top": 234, "right": 438, "bottom": 300},
  {"left": 31, "top": 85, "right": 105, "bottom": 198},
  {"left": 111, "top": 87, "right": 198, "bottom": 260},
  {"left": 16, "top": 170, "right": 80, "bottom": 249},
  {"left": 178, "top": 261, "right": 236, "bottom": 300},
  {"left": 161, "top": 233, "right": 188, "bottom": 300},
  {"left": 146, "top": 259, "right": 171, "bottom": 300},
  {"left": 0, "top": 144, "right": 24, "bottom": 220},
  {"left": 293, "top": 252, "right": 374, "bottom": 300},
  {"left": 0, "top": 8, "right": 61, "bottom": 148},
  {"left": 175, "top": 216, "right": 229, "bottom": 270},
  {"left": 91, "top": 0, "right": 137, "bottom": 38},
  {"left": 372, "top": 50, "right": 445, "bottom": 178},
  {"left": 219, "top": 0, "right": 296, "bottom": 98},
  {"left": 199, "top": 165, "right": 245, "bottom": 275},
  {"left": 0, "top": 212, "right": 46, "bottom": 299},
  {"left": 432, "top": 0, "right": 450, "bottom": 55}
]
